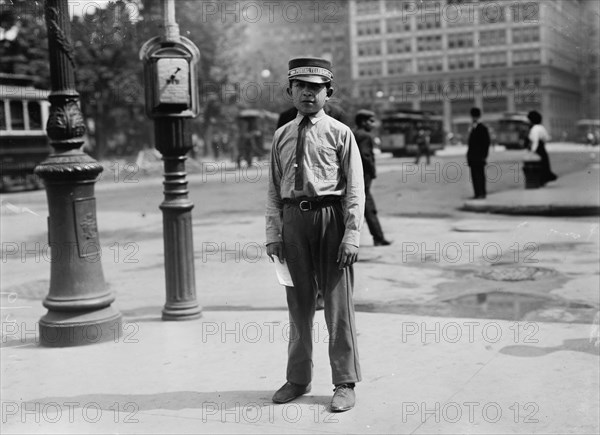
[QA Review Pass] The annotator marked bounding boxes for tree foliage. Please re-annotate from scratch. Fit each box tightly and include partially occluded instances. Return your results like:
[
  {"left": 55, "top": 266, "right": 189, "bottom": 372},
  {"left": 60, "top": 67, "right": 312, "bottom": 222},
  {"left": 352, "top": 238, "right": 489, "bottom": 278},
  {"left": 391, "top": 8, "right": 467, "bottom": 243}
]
[
  {"left": 0, "top": 1, "right": 49, "bottom": 87},
  {"left": 1, "top": 0, "right": 248, "bottom": 159}
]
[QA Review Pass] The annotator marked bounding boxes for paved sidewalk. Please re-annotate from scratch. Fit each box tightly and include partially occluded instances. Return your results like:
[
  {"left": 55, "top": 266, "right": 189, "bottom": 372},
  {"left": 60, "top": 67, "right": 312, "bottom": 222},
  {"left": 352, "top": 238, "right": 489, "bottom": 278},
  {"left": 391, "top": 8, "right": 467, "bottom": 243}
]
[
  {"left": 2, "top": 307, "right": 598, "bottom": 434},
  {"left": 1, "top": 160, "right": 599, "bottom": 434},
  {"left": 463, "top": 163, "right": 600, "bottom": 216}
]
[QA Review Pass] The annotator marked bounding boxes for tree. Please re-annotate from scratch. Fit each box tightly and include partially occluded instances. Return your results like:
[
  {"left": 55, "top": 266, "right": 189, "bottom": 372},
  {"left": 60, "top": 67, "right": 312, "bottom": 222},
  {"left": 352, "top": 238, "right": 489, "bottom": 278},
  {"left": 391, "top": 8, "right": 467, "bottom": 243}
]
[{"left": 0, "top": 1, "right": 49, "bottom": 87}]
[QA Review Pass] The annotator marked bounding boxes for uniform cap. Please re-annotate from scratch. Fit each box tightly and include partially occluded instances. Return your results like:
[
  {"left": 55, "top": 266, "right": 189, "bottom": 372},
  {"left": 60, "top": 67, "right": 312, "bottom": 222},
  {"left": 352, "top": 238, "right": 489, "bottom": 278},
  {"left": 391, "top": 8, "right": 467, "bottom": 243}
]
[
  {"left": 288, "top": 57, "right": 333, "bottom": 84},
  {"left": 356, "top": 109, "right": 376, "bottom": 118}
]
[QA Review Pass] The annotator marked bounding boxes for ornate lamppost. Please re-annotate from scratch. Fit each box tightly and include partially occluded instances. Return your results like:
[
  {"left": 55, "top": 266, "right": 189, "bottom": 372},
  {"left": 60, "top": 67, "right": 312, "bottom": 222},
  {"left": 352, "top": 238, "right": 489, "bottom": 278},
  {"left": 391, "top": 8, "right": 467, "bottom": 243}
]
[
  {"left": 140, "top": 0, "right": 202, "bottom": 320},
  {"left": 34, "top": 0, "right": 121, "bottom": 346}
]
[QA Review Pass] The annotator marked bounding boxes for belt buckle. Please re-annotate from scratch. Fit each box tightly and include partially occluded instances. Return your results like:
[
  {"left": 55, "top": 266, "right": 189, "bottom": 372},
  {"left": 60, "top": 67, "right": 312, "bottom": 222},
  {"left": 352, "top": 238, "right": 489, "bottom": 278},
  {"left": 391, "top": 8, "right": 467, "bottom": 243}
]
[{"left": 299, "top": 200, "right": 311, "bottom": 211}]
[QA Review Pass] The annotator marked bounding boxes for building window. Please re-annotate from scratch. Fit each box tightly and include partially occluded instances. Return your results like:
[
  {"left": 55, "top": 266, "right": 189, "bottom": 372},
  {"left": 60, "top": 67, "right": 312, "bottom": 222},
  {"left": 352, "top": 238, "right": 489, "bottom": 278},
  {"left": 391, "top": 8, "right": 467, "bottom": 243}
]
[
  {"left": 386, "top": 17, "right": 411, "bottom": 33},
  {"left": 356, "top": 0, "right": 380, "bottom": 15},
  {"left": 480, "top": 52, "right": 507, "bottom": 68},
  {"left": 512, "top": 26, "right": 540, "bottom": 44},
  {"left": 451, "top": 99, "right": 477, "bottom": 116},
  {"left": 448, "top": 54, "right": 474, "bottom": 70},
  {"left": 513, "top": 73, "right": 541, "bottom": 89},
  {"left": 447, "top": 32, "right": 474, "bottom": 49},
  {"left": 385, "top": 0, "right": 415, "bottom": 13},
  {"left": 27, "top": 102, "right": 42, "bottom": 130},
  {"left": 9, "top": 101, "right": 24, "bottom": 130},
  {"left": 479, "top": 29, "right": 506, "bottom": 46},
  {"left": 513, "top": 49, "right": 541, "bottom": 65},
  {"left": 417, "top": 34, "right": 443, "bottom": 51},
  {"left": 356, "top": 19, "right": 381, "bottom": 36},
  {"left": 417, "top": 57, "right": 443, "bottom": 72},
  {"left": 358, "top": 61, "right": 383, "bottom": 77},
  {"left": 482, "top": 96, "right": 508, "bottom": 113},
  {"left": 481, "top": 76, "right": 508, "bottom": 92},
  {"left": 479, "top": 3, "right": 505, "bottom": 24},
  {"left": 417, "top": 12, "right": 441, "bottom": 30},
  {"left": 388, "top": 59, "right": 413, "bottom": 75},
  {"left": 357, "top": 41, "right": 382, "bottom": 57},
  {"left": 447, "top": 4, "right": 475, "bottom": 27},
  {"left": 510, "top": 2, "right": 540, "bottom": 23},
  {"left": 387, "top": 38, "right": 411, "bottom": 54}
]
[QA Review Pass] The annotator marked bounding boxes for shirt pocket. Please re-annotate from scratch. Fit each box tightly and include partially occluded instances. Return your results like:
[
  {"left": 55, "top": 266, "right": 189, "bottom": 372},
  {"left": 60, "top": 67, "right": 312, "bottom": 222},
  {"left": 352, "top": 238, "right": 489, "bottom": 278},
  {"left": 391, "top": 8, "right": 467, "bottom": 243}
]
[{"left": 314, "top": 143, "right": 339, "bottom": 182}]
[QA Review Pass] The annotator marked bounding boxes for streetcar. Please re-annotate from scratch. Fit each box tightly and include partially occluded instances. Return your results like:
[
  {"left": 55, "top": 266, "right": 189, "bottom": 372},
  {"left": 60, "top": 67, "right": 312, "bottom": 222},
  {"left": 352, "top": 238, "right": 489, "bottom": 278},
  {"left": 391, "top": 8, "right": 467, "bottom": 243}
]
[
  {"left": 0, "top": 73, "right": 50, "bottom": 191},
  {"left": 576, "top": 119, "right": 600, "bottom": 145},
  {"left": 235, "top": 108, "right": 279, "bottom": 166},
  {"left": 494, "top": 112, "right": 531, "bottom": 149},
  {"left": 379, "top": 110, "right": 445, "bottom": 157}
]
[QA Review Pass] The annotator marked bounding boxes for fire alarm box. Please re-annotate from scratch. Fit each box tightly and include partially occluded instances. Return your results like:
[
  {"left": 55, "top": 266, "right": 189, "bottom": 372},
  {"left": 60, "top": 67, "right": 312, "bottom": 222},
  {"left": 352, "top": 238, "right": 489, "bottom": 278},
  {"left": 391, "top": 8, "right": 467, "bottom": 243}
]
[{"left": 140, "top": 36, "right": 200, "bottom": 118}]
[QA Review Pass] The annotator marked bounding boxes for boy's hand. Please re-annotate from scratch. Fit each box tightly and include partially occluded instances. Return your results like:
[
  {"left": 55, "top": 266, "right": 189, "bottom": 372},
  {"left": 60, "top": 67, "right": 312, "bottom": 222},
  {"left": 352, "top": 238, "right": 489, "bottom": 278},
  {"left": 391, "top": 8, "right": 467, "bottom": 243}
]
[
  {"left": 267, "top": 242, "right": 285, "bottom": 263},
  {"left": 337, "top": 243, "right": 358, "bottom": 269}
]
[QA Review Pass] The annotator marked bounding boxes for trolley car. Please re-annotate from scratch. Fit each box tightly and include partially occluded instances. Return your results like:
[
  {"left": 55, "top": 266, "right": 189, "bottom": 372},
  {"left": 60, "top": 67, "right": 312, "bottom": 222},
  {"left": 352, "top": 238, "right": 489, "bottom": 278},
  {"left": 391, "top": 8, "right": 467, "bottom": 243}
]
[{"left": 0, "top": 73, "right": 50, "bottom": 191}]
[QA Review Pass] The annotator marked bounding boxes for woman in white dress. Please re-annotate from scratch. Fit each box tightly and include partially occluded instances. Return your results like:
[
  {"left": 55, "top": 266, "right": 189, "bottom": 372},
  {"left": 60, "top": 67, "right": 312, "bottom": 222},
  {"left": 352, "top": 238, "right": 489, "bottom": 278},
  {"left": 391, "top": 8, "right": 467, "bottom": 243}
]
[{"left": 527, "top": 110, "right": 557, "bottom": 185}]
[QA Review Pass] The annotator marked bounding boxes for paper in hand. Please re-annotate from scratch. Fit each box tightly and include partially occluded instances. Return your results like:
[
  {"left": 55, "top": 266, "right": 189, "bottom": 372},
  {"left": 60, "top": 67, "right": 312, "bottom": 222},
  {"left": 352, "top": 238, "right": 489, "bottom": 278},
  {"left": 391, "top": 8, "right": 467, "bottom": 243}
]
[{"left": 273, "top": 256, "right": 293, "bottom": 287}]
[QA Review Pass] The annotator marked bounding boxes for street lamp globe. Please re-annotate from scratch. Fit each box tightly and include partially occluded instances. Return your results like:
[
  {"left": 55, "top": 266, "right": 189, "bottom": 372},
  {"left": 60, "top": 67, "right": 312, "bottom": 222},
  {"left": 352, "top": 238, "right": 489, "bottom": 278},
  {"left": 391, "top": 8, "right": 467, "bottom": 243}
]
[{"left": 260, "top": 69, "right": 271, "bottom": 79}]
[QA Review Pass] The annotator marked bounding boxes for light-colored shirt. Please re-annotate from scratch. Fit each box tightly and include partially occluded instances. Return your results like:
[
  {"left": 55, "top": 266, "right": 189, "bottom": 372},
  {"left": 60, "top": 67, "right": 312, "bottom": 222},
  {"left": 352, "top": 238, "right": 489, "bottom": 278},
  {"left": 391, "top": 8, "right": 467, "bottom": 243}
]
[
  {"left": 528, "top": 124, "right": 550, "bottom": 153},
  {"left": 266, "top": 109, "right": 365, "bottom": 247}
]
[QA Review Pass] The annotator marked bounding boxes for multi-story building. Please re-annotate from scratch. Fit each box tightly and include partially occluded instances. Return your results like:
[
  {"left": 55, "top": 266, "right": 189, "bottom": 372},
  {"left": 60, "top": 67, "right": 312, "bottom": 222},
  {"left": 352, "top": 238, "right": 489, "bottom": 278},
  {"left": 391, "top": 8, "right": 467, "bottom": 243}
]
[
  {"left": 580, "top": 0, "right": 600, "bottom": 121},
  {"left": 349, "top": 0, "right": 597, "bottom": 139},
  {"left": 241, "top": 1, "right": 352, "bottom": 109}
]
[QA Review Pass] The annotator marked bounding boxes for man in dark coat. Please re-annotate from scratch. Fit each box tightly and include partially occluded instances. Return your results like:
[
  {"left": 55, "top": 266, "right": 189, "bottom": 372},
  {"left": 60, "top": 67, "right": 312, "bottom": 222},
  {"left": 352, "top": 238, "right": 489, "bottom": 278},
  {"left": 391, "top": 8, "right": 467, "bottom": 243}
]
[
  {"left": 354, "top": 109, "right": 391, "bottom": 246},
  {"left": 466, "top": 107, "right": 491, "bottom": 199}
]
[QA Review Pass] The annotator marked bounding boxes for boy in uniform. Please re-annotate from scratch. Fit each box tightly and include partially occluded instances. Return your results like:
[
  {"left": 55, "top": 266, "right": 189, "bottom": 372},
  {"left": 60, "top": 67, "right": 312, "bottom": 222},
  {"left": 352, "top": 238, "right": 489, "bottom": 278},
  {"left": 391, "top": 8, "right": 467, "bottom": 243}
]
[{"left": 265, "top": 57, "right": 365, "bottom": 412}]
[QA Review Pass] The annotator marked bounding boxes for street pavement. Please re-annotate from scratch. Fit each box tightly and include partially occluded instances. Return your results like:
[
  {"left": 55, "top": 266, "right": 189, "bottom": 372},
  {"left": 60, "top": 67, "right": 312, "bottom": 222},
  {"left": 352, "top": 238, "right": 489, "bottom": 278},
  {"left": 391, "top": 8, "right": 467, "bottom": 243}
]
[{"left": 1, "top": 148, "right": 599, "bottom": 434}]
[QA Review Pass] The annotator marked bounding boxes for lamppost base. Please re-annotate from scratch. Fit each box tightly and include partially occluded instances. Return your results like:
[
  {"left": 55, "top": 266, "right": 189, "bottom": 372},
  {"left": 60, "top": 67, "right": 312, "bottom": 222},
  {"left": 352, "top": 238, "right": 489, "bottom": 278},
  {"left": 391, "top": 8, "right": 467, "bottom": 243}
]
[
  {"left": 162, "top": 303, "right": 202, "bottom": 321},
  {"left": 39, "top": 306, "right": 122, "bottom": 347}
]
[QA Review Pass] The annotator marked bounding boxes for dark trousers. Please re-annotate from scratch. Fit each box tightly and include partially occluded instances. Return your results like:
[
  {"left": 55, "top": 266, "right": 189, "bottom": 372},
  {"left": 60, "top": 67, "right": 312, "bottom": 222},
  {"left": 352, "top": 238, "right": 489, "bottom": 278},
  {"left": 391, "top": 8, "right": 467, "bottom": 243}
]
[
  {"left": 536, "top": 143, "right": 557, "bottom": 185},
  {"left": 364, "top": 175, "right": 385, "bottom": 243},
  {"left": 469, "top": 163, "right": 486, "bottom": 197},
  {"left": 415, "top": 145, "right": 431, "bottom": 164},
  {"left": 282, "top": 202, "right": 361, "bottom": 386}
]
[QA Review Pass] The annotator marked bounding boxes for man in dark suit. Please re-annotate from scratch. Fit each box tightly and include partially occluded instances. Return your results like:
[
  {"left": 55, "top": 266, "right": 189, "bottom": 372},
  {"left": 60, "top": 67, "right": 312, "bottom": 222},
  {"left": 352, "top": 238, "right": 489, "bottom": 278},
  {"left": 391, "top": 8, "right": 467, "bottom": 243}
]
[
  {"left": 466, "top": 107, "right": 491, "bottom": 199},
  {"left": 354, "top": 109, "right": 391, "bottom": 246}
]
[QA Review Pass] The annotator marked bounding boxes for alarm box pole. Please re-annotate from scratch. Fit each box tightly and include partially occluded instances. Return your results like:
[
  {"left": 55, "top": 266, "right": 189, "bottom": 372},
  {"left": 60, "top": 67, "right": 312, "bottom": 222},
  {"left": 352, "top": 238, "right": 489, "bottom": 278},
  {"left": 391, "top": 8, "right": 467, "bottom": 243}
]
[{"left": 140, "top": 0, "right": 202, "bottom": 320}]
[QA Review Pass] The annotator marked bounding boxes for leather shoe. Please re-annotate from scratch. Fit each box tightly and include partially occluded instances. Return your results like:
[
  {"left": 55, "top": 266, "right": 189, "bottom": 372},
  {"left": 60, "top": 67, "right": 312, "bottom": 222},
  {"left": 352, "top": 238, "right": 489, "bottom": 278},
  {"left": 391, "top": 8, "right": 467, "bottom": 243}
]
[
  {"left": 374, "top": 239, "right": 392, "bottom": 246},
  {"left": 330, "top": 384, "right": 355, "bottom": 412},
  {"left": 272, "top": 382, "right": 311, "bottom": 404}
]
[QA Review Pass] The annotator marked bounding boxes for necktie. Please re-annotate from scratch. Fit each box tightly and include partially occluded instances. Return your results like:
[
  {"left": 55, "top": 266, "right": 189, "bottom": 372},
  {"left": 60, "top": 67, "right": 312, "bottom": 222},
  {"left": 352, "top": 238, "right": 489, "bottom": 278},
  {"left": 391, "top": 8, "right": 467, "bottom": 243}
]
[{"left": 294, "top": 116, "right": 310, "bottom": 191}]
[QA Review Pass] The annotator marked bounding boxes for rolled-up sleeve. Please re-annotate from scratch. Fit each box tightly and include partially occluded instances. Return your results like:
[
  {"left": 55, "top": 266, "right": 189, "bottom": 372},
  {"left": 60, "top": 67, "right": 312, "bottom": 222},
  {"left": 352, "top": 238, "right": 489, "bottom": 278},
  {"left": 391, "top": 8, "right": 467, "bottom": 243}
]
[
  {"left": 266, "top": 133, "right": 283, "bottom": 245},
  {"left": 339, "top": 129, "right": 365, "bottom": 247}
]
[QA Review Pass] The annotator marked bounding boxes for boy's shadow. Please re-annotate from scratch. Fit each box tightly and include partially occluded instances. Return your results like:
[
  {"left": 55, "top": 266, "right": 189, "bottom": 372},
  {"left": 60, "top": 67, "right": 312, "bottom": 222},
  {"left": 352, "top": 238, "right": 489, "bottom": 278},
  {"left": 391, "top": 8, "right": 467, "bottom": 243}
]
[{"left": 23, "top": 391, "right": 334, "bottom": 414}]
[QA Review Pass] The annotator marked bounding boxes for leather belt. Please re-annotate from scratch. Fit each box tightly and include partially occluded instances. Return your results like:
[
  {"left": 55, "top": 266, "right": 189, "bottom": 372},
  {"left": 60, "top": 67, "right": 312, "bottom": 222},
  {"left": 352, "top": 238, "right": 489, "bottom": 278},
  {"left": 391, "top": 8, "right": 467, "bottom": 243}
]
[{"left": 283, "top": 196, "right": 341, "bottom": 212}]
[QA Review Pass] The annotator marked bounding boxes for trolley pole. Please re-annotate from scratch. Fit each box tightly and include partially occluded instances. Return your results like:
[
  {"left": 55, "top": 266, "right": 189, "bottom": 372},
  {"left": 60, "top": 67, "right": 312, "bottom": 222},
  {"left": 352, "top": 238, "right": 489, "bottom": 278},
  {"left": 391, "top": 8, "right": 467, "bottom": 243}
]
[{"left": 34, "top": 0, "right": 121, "bottom": 346}]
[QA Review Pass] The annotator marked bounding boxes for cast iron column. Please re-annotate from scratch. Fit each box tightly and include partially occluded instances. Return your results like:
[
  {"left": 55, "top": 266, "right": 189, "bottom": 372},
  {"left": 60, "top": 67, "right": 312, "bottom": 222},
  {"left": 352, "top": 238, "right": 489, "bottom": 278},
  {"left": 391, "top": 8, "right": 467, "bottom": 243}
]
[
  {"left": 34, "top": 0, "right": 121, "bottom": 346},
  {"left": 155, "top": 119, "right": 201, "bottom": 320},
  {"left": 156, "top": 0, "right": 201, "bottom": 320}
]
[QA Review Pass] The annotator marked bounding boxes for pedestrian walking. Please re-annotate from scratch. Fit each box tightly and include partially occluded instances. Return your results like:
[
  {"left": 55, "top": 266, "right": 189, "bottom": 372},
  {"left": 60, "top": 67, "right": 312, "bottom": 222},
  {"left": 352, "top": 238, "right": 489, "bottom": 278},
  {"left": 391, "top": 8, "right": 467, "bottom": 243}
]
[
  {"left": 265, "top": 57, "right": 365, "bottom": 412},
  {"left": 354, "top": 109, "right": 392, "bottom": 246},
  {"left": 414, "top": 128, "right": 431, "bottom": 165},
  {"left": 527, "top": 110, "right": 557, "bottom": 185},
  {"left": 466, "top": 107, "right": 491, "bottom": 199}
]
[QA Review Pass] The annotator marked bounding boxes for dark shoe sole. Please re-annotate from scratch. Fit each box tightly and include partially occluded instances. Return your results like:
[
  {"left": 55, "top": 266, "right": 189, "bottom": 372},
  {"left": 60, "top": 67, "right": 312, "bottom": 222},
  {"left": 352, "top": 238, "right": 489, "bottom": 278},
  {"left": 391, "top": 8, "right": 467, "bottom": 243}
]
[
  {"left": 272, "top": 386, "right": 311, "bottom": 404},
  {"left": 331, "top": 404, "right": 354, "bottom": 412}
]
